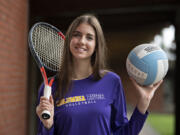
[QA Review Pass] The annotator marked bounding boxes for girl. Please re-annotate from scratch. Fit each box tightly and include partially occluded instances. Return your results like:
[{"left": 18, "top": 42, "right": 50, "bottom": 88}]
[{"left": 36, "top": 14, "right": 163, "bottom": 135}]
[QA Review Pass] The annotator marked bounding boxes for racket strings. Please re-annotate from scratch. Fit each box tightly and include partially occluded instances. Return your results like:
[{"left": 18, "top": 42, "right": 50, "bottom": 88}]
[{"left": 32, "top": 25, "right": 64, "bottom": 71}]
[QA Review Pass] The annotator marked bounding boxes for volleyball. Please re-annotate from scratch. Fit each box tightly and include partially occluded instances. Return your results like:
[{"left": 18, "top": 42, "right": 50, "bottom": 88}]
[{"left": 126, "top": 43, "right": 169, "bottom": 86}]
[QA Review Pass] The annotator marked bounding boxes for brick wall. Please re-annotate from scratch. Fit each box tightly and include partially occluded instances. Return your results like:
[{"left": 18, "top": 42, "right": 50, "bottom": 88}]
[{"left": 0, "top": 0, "right": 28, "bottom": 135}]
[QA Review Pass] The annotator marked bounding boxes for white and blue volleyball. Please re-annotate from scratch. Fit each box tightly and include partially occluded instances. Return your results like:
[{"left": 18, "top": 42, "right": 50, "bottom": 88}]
[{"left": 126, "top": 43, "right": 169, "bottom": 86}]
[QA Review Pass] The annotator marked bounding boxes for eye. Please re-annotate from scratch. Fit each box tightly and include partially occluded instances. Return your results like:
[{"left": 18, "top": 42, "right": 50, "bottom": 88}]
[
  {"left": 72, "top": 31, "right": 81, "bottom": 37},
  {"left": 72, "top": 33, "right": 81, "bottom": 37},
  {"left": 86, "top": 34, "right": 94, "bottom": 41},
  {"left": 86, "top": 36, "right": 93, "bottom": 40}
]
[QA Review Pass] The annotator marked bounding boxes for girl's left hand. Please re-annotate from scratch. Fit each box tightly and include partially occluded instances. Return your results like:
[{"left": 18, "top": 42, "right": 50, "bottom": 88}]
[{"left": 130, "top": 77, "right": 163, "bottom": 114}]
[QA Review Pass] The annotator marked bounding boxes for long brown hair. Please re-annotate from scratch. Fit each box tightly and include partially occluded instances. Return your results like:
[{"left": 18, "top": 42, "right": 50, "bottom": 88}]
[{"left": 55, "top": 14, "right": 108, "bottom": 102}]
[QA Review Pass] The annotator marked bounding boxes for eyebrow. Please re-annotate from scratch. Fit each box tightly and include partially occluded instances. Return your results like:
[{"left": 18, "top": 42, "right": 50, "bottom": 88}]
[{"left": 73, "top": 30, "right": 95, "bottom": 37}]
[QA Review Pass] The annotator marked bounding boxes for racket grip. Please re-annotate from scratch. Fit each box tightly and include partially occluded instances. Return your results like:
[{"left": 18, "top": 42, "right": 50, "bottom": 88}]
[
  {"left": 43, "top": 85, "right": 51, "bottom": 99},
  {"left": 42, "top": 85, "right": 52, "bottom": 119}
]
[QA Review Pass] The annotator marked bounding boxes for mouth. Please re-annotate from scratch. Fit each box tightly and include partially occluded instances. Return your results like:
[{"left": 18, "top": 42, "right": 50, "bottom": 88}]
[{"left": 75, "top": 46, "right": 87, "bottom": 52}]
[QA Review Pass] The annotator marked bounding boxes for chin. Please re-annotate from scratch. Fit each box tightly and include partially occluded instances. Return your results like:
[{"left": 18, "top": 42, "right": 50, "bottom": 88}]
[{"left": 73, "top": 55, "right": 91, "bottom": 61}]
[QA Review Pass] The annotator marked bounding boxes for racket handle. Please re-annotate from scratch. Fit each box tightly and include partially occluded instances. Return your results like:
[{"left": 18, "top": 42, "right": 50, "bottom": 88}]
[
  {"left": 43, "top": 85, "right": 51, "bottom": 99},
  {"left": 42, "top": 85, "right": 51, "bottom": 119}
]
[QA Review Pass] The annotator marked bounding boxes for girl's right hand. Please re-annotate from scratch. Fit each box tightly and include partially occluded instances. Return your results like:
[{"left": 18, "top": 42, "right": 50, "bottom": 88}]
[{"left": 36, "top": 95, "right": 54, "bottom": 129}]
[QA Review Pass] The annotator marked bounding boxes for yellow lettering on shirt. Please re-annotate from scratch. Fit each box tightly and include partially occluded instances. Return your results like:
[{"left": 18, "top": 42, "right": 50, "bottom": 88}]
[{"left": 56, "top": 96, "right": 86, "bottom": 107}]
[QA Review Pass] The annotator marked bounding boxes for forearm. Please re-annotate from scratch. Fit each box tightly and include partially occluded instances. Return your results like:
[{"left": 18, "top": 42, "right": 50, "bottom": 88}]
[
  {"left": 113, "top": 107, "right": 148, "bottom": 135},
  {"left": 42, "top": 120, "right": 54, "bottom": 130},
  {"left": 37, "top": 119, "right": 54, "bottom": 135}
]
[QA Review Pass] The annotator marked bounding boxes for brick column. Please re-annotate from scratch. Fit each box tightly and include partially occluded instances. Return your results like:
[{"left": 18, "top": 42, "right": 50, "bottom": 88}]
[{"left": 0, "top": 0, "right": 28, "bottom": 135}]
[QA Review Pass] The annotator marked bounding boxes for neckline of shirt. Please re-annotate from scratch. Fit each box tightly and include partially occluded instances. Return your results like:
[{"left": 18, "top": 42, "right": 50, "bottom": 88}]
[{"left": 72, "top": 74, "right": 93, "bottom": 82}]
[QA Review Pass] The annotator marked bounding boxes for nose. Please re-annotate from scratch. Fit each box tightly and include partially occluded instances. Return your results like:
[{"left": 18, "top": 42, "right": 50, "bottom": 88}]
[{"left": 79, "top": 36, "right": 86, "bottom": 45}]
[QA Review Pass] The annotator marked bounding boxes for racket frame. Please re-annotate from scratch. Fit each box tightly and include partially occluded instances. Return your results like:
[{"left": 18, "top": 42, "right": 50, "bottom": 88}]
[
  {"left": 28, "top": 22, "right": 65, "bottom": 119},
  {"left": 28, "top": 22, "right": 65, "bottom": 72}
]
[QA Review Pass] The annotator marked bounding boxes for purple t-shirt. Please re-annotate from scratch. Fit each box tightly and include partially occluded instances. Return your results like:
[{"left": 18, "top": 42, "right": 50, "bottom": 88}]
[{"left": 37, "top": 71, "right": 148, "bottom": 135}]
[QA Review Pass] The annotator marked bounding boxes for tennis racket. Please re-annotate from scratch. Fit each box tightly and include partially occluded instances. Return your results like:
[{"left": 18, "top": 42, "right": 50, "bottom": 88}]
[{"left": 28, "top": 22, "right": 65, "bottom": 119}]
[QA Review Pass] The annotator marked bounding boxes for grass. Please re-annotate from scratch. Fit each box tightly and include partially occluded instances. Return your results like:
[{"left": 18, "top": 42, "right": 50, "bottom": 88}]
[{"left": 147, "top": 113, "right": 175, "bottom": 135}]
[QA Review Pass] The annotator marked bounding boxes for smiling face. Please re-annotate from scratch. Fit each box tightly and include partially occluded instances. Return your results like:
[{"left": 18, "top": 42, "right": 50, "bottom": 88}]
[{"left": 70, "top": 23, "right": 96, "bottom": 62}]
